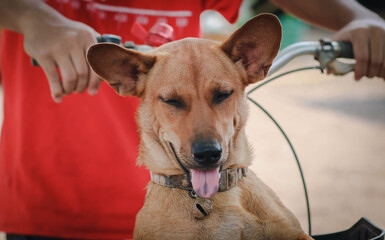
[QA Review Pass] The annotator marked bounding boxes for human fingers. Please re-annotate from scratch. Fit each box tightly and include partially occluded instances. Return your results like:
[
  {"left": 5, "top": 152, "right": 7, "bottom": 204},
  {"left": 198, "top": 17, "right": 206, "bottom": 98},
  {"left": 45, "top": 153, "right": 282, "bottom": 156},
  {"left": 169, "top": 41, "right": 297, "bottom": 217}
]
[
  {"left": 38, "top": 57, "right": 64, "bottom": 103},
  {"left": 333, "top": 19, "right": 385, "bottom": 80},
  {"left": 380, "top": 61, "right": 385, "bottom": 79},
  {"left": 70, "top": 48, "right": 89, "bottom": 93},
  {"left": 353, "top": 34, "right": 370, "bottom": 80},
  {"left": 367, "top": 29, "right": 384, "bottom": 78},
  {"left": 55, "top": 54, "right": 77, "bottom": 94},
  {"left": 333, "top": 28, "right": 369, "bottom": 80},
  {"left": 376, "top": 36, "right": 385, "bottom": 79},
  {"left": 83, "top": 32, "right": 101, "bottom": 95},
  {"left": 88, "top": 71, "right": 101, "bottom": 96}
]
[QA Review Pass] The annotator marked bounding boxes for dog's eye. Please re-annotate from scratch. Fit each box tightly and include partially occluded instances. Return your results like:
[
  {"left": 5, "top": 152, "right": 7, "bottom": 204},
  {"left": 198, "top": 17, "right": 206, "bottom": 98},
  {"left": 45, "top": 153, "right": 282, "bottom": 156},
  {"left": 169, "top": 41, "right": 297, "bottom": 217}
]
[
  {"left": 159, "top": 97, "right": 184, "bottom": 108},
  {"left": 213, "top": 90, "right": 234, "bottom": 104}
]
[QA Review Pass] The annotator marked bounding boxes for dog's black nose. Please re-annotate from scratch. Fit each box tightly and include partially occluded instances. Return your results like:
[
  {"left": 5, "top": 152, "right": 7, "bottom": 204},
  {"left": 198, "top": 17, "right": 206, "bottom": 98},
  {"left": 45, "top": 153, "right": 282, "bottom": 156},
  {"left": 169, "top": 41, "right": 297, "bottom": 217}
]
[{"left": 191, "top": 140, "right": 222, "bottom": 165}]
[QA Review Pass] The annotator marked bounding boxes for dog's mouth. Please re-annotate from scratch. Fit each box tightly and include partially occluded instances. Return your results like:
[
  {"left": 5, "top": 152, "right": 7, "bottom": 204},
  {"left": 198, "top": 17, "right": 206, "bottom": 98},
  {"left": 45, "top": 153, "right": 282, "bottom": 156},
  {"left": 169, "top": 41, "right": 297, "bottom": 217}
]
[
  {"left": 190, "top": 167, "right": 220, "bottom": 198},
  {"left": 168, "top": 142, "right": 223, "bottom": 198}
]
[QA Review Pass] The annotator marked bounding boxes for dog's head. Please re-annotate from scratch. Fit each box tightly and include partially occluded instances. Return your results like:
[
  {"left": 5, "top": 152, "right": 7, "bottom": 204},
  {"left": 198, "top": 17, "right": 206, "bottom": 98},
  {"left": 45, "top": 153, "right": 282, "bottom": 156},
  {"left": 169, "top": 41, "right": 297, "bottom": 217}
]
[{"left": 87, "top": 14, "right": 281, "bottom": 198}]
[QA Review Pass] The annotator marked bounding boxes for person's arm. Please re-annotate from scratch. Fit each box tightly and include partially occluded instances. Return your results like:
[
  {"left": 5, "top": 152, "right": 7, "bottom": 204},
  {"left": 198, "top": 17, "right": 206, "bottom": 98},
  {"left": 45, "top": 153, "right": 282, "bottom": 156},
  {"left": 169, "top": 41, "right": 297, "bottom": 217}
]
[
  {"left": 271, "top": 0, "right": 385, "bottom": 80},
  {"left": 0, "top": 28, "right": 2, "bottom": 84},
  {"left": 0, "top": 0, "right": 101, "bottom": 103}
]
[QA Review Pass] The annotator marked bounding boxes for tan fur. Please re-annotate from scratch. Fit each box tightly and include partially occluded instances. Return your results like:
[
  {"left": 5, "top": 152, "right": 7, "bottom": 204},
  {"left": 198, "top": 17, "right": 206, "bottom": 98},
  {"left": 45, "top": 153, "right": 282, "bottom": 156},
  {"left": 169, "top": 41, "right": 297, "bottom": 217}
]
[{"left": 87, "top": 14, "right": 313, "bottom": 240}]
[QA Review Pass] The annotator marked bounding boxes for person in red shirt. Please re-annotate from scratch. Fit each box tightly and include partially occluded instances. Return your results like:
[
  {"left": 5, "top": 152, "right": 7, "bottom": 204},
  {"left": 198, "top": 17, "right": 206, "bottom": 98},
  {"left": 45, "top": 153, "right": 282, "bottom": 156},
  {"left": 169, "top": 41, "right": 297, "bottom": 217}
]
[
  {"left": 0, "top": 0, "right": 384, "bottom": 240},
  {"left": 0, "top": 1, "right": 242, "bottom": 240}
]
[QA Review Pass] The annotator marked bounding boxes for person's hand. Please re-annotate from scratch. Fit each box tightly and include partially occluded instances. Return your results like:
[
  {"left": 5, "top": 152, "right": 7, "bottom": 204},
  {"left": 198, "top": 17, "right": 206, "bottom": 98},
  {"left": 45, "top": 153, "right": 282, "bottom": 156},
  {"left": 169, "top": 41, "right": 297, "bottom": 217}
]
[
  {"left": 332, "top": 18, "right": 385, "bottom": 80},
  {"left": 21, "top": 11, "right": 101, "bottom": 103}
]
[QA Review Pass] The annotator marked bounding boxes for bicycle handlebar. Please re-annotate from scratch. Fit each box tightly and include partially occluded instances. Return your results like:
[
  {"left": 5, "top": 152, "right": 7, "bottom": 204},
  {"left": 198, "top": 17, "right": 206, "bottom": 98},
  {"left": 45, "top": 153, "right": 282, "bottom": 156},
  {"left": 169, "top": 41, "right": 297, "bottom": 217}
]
[
  {"left": 32, "top": 36, "right": 355, "bottom": 77},
  {"left": 269, "top": 39, "right": 355, "bottom": 76}
]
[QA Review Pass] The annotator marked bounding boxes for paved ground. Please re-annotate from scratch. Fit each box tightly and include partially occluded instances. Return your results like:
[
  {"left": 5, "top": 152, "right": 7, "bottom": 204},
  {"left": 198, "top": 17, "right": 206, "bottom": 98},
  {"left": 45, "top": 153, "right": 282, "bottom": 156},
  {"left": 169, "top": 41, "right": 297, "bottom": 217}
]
[{"left": 0, "top": 28, "right": 384, "bottom": 239}]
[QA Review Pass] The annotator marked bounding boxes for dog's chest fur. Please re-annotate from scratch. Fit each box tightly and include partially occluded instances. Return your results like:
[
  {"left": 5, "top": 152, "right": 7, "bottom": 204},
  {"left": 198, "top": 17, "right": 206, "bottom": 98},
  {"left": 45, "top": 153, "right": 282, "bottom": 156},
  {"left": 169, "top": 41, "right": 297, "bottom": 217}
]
[
  {"left": 135, "top": 181, "right": 261, "bottom": 239},
  {"left": 134, "top": 171, "right": 305, "bottom": 240}
]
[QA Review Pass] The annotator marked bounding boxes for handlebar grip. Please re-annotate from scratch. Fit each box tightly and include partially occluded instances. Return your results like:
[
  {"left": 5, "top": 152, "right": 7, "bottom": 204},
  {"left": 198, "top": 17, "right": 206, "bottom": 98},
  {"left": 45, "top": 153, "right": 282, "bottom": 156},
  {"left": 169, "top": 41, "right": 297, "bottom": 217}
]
[
  {"left": 32, "top": 34, "right": 122, "bottom": 66},
  {"left": 338, "top": 41, "right": 354, "bottom": 59},
  {"left": 96, "top": 34, "right": 121, "bottom": 44}
]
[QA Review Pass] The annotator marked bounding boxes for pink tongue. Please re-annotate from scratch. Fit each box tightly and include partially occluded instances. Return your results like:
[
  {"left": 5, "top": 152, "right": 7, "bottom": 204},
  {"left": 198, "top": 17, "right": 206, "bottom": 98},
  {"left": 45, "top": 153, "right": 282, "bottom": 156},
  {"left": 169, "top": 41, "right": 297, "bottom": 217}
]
[{"left": 190, "top": 168, "right": 220, "bottom": 198}]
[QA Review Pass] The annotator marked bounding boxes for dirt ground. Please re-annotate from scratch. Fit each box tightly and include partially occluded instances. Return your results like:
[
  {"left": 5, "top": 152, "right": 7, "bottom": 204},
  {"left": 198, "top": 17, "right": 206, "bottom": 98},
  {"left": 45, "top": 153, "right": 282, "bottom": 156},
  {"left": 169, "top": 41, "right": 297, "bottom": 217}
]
[
  {"left": 0, "top": 30, "right": 384, "bottom": 240},
  {"left": 244, "top": 27, "right": 385, "bottom": 235},
  {"left": 247, "top": 58, "right": 385, "bottom": 235}
]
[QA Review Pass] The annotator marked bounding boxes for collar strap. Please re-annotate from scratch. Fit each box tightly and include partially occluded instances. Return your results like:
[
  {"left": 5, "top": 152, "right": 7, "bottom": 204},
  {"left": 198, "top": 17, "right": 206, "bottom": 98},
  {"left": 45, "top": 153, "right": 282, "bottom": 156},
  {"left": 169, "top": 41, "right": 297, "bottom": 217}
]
[{"left": 150, "top": 167, "right": 248, "bottom": 192}]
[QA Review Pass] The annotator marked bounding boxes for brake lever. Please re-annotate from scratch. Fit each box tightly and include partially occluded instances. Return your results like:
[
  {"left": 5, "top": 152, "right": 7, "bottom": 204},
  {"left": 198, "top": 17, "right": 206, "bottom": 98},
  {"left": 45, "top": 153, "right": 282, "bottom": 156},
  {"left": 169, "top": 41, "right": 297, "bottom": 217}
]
[{"left": 327, "top": 60, "right": 355, "bottom": 76}]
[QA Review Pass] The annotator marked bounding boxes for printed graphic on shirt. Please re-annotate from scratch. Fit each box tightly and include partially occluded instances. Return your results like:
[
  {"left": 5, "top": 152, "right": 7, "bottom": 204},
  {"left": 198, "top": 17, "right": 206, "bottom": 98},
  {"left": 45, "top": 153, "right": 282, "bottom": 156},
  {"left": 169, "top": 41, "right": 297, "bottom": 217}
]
[{"left": 48, "top": 0, "right": 200, "bottom": 42}]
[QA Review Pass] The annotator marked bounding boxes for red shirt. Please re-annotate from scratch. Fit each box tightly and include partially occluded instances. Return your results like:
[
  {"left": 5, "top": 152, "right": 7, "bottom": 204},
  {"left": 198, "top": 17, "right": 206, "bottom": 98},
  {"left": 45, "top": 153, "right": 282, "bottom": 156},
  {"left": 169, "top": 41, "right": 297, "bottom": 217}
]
[{"left": 0, "top": 0, "right": 241, "bottom": 239}]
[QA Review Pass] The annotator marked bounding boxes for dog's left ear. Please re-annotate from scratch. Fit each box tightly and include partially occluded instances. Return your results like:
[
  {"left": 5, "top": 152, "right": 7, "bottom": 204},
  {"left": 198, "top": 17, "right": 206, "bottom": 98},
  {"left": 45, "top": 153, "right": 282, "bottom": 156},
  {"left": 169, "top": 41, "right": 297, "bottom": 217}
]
[
  {"left": 87, "top": 43, "right": 156, "bottom": 97},
  {"left": 221, "top": 14, "right": 282, "bottom": 85}
]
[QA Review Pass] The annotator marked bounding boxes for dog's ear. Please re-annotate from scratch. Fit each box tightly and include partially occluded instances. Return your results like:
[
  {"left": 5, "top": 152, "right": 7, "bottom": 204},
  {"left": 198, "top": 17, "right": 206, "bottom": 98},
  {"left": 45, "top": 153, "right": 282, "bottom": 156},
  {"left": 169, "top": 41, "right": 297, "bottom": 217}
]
[
  {"left": 221, "top": 14, "right": 282, "bottom": 85},
  {"left": 87, "top": 43, "right": 156, "bottom": 96}
]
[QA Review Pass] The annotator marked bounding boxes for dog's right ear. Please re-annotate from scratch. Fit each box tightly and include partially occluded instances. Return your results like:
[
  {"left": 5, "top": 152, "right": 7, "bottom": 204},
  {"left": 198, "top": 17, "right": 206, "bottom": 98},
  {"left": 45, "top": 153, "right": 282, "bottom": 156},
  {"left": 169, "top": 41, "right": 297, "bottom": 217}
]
[
  {"left": 221, "top": 14, "right": 282, "bottom": 85},
  {"left": 87, "top": 43, "right": 156, "bottom": 97}
]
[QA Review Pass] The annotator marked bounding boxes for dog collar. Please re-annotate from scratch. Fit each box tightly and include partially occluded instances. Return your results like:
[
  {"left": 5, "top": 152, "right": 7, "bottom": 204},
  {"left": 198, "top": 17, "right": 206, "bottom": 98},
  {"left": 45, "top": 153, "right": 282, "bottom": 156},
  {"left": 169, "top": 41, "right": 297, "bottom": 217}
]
[{"left": 150, "top": 167, "right": 248, "bottom": 192}]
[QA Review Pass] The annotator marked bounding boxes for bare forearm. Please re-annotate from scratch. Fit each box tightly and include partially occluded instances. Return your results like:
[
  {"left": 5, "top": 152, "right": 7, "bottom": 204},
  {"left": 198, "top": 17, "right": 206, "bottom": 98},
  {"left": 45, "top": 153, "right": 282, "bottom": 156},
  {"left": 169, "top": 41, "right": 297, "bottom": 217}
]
[
  {"left": 0, "top": 0, "right": 66, "bottom": 34},
  {"left": 270, "top": 0, "right": 381, "bottom": 31},
  {"left": 272, "top": 0, "right": 385, "bottom": 80},
  {"left": 0, "top": 0, "right": 101, "bottom": 102}
]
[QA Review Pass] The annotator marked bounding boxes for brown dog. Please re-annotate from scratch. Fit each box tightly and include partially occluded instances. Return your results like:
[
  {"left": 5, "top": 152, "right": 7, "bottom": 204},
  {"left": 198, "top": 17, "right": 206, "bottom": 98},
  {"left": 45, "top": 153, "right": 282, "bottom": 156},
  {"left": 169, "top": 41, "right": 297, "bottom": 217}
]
[{"left": 87, "top": 14, "right": 313, "bottom": 240}]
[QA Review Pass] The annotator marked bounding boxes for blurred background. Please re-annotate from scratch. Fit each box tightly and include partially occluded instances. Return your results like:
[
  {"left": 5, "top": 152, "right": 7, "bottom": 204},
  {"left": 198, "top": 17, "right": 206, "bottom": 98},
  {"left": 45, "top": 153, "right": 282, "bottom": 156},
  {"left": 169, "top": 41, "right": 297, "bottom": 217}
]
[{"left": 0, "top": 0, "right": 384, "bottom": 238}]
